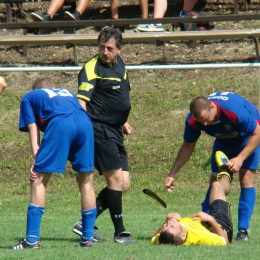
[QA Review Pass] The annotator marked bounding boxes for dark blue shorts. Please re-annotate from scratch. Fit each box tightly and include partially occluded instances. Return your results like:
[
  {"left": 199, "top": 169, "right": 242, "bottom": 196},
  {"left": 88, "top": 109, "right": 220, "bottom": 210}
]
[
  {"left": 93, "top": 122, "right": 129, "bottom": 175},
  {"left": 34, "top": 111, "right": 94, "bottom": 173},
  {"left": 211, "top": 139, "right": 260, "bottom": 173}
]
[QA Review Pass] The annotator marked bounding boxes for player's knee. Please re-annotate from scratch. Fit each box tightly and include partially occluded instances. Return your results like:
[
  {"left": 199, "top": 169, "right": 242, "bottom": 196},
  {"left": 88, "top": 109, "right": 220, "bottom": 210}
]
[
  {"left": 239, "top": 171, "right": 254, "bottom": 187},
  {"left": 122, "top": 171, "right": 130, "bottom": 192},
  {"left": 123, "top": 181, "right": 130, "bottom": 193}
]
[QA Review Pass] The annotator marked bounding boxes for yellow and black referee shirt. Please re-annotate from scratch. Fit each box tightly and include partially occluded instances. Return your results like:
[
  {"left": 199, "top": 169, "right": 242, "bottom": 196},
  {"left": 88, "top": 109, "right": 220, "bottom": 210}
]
[{"left": 77, "top": 54, "right": 131, "bottom": 127}]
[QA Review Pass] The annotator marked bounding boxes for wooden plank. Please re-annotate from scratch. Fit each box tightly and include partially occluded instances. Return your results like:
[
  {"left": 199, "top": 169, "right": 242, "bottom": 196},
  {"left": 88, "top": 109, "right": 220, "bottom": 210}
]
[
  {"left": 1, "top": 29, "right": 259, "bottom": 64},
  {"left": 123, "top": 30, "right": 260, "bottom": 42},
  {"left": 1, "top": 14, "right": 260, "bottom": 29},
  {"left": 0, "top": 34, "right": 98, "bottom": 45},
  {"left": 1, "top": 30, "right": 260, "bottom": 45}
]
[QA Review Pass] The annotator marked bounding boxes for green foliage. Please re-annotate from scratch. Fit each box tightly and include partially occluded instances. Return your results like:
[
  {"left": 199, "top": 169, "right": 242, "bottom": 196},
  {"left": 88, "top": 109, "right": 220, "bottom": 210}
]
[{"left": 1, "top": 68, "right": 260, "bottom": 259}]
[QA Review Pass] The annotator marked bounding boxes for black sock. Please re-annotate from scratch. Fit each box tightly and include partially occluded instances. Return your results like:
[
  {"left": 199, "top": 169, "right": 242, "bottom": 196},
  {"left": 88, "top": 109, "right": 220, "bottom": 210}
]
[
  {"left": 96, "top": 187, "right": 109, "bottom": 217},
  {"left": 106, "top": 188, "right": 125, "bottom": 236}
]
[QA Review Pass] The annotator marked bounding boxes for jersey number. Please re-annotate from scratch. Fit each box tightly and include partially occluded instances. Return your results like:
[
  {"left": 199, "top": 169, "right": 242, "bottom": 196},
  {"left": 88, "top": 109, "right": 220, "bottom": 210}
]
[{"left": 42, "top": 88, "right": 73, "bottom": 98}]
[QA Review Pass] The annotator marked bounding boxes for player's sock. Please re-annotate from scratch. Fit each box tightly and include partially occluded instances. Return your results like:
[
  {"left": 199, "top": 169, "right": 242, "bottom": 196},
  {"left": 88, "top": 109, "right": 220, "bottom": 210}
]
[
  {"left": 201, "top": 186, "right": 211, "bottom": 214},
  {"left": 81, "top": 207, "right": 97, "bottom": 242},
  {"left": 106, "top": 188, "right": 125, "bottom": 236},
  {"left": 238, "top": 187, "right": 256, "bottom": 230},
  {"left": 26, "top": 204, "right": 45, "bottom": 243},
  {"left": 96, "top": 187, "right": 109, "bottom": 217}
]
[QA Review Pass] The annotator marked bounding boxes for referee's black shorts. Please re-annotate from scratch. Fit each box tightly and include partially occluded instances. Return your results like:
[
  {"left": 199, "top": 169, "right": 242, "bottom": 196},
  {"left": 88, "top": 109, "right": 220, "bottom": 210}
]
[
  {"left": 210, "top": 199, "right": 233, "bottom": 243},
  {"left": 93, "top": 122, "right": 129, "bottom": 175}
]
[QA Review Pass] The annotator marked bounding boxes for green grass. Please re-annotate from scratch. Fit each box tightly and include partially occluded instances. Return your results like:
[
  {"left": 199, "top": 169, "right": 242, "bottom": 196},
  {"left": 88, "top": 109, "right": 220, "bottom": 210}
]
[{"left": 1, "top": 68, "right": 260, "bottom": 259}]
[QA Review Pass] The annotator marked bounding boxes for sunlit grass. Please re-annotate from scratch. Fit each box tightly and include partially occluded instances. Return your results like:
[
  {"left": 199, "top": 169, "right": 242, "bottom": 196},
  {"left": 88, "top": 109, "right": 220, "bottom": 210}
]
[{"left": 1, "top": 68, "right": 260, "bottom": 259}]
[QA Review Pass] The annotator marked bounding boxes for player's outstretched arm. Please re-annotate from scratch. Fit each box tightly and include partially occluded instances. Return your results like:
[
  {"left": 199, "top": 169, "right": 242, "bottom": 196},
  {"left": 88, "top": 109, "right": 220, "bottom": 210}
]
[{"left": 165, "top": 141, "right": 196, "bottom": 192}]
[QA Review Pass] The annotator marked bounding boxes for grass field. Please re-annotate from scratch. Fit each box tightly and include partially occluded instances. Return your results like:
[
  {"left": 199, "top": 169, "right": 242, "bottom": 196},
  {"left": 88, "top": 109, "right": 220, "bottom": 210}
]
[{"left": 1, "top": 68, "right": 260, "bottom": 259}]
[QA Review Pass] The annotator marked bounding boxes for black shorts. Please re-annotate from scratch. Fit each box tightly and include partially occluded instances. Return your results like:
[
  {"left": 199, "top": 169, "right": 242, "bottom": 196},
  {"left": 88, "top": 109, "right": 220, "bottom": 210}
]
[
  {"left": 93, "top": 122, "right": 129, "bottom": 175},
  {"left": 209, "top": 199, "right": 233, "bottom": 243}
]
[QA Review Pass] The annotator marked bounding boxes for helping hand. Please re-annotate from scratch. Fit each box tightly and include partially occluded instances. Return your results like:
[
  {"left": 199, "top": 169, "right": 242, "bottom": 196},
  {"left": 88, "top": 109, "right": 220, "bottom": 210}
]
[
  {"left": 226, "top": 157, "right": 242, "bottom": 173},
  {"left": 164, "top": 176, "right": 175, "bottom": 193}
]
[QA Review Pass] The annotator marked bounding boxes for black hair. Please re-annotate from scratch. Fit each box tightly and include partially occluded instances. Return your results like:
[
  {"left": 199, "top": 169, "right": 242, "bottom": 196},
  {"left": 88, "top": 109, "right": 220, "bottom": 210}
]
[
  {"left": 189, "top": 96, "right": 211, "bottom": 118},
  {"left": 98, "top": 26, "right": 122, "bottom": 49},
  {"left": 159, "top": 231, "right": 183, "bottom": 246}
]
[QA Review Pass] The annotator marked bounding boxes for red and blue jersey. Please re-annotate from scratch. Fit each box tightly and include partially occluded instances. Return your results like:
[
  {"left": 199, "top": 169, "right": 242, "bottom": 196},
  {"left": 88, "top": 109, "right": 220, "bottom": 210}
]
[
  {"left": 184, "top": 92, "right": 260, "bottom": 146},
  {"left": 19, "top": 87, "right": 86, "bottom": 132}
]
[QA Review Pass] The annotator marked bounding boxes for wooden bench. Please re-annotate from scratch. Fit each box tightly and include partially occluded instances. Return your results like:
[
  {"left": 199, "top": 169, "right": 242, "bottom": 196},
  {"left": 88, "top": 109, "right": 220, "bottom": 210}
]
[
  {"left": 1, "top": 13, "right": 260, "bottom": 29},
  {"left": 1, "top": 12, "right": 258, "bottom": 63},
  {"left": 1, "top": 29, "right": 260, "bottom": 64},
  {"left": 0, "top": 0, "right": 241, "bottom": 23}
]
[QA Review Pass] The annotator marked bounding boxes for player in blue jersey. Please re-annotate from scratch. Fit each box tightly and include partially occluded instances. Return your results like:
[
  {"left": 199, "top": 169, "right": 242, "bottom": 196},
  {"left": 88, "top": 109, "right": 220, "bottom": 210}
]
[
  {"left": 10, "top": 77, "right": 96, "bottom": 249},
  {"left": 164, "top": 92, "right": 260, "bottom": 242}
]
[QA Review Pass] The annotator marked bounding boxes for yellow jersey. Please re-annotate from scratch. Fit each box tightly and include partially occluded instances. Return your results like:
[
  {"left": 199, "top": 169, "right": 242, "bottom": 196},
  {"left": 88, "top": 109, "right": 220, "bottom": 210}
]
[
  {"left": 180, "top": 218, "right": 226, "bottom": 245},
  {"left": 151, "top": 217, "right": 226, "bottom": 246}
]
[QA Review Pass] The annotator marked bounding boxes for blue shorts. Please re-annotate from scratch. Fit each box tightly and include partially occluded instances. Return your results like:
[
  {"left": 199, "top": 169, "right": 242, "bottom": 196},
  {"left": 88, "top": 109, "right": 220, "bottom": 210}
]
[
  {"left": 34, "top": 111, "right": 94, "bottom": 173},
  {"left": 211, "top": 138, "right": 260, "bottom": 173}
]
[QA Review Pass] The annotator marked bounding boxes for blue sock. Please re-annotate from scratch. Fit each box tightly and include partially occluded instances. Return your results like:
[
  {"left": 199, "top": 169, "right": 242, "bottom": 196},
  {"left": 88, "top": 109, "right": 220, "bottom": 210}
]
[
  {"left": 201, "top": 186, "right": 211, "bottom": 214},
  {"left": 238, "top": 187, "right": 256, "bottom": 230},
  {"left": 81, "top": 207, "right": 97, "bottom": 242},
  {"left": 26, "top": 204, "right": 45, "bottom": 243}
]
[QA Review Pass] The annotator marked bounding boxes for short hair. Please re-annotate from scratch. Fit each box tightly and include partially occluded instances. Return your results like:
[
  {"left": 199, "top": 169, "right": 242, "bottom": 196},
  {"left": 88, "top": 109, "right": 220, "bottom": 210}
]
[
  {"left": 159, "top": 231, "right": 183, "bottom": 246},
  {"left": 98, "top": 26, "right": 122, "bottom": 49},
  {"left": 32, "top": 77, "right": 55, "bottom": 90},
  {"left": 189, "top": 96, "right": 211, "bottom": 118}
]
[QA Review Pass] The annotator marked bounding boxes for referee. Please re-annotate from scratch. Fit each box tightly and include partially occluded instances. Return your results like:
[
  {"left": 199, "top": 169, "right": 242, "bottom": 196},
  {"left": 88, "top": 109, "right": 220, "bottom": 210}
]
[{"left": 73, "top": 25, "right": 137, "bottom": 243}]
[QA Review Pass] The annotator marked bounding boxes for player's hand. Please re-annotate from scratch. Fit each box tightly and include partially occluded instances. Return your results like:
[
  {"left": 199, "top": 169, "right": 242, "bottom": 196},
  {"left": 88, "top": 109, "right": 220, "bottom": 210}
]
[
  {"left": 166, "top": 212, "right": 181, "bottom": 221},
  {"left": 192, "top": 211, "right": 213, "bottom": 222},
  {"left": 29, "top": 165, "right": 37, "bottom": 183},
  {"left": 226, "top": 157, "right": 242, "bottom": 173},
  {"left": 164, "top": 176, "right": 175, "bottom": 193},
  {"left": 122, "top": 122, "right": 132, "bottom": 134}
]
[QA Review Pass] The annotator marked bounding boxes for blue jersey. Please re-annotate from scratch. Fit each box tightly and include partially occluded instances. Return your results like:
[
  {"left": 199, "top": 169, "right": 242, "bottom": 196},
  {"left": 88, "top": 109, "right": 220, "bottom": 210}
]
[
  {"left": 184, "top": 92, "right": 260, "bottom": 147},
  {"left": 19, "top": 88, "right": 85, "bottom": 132},
  {"left": 19, "top": 87, "right": 94, "bottom": 173}
]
